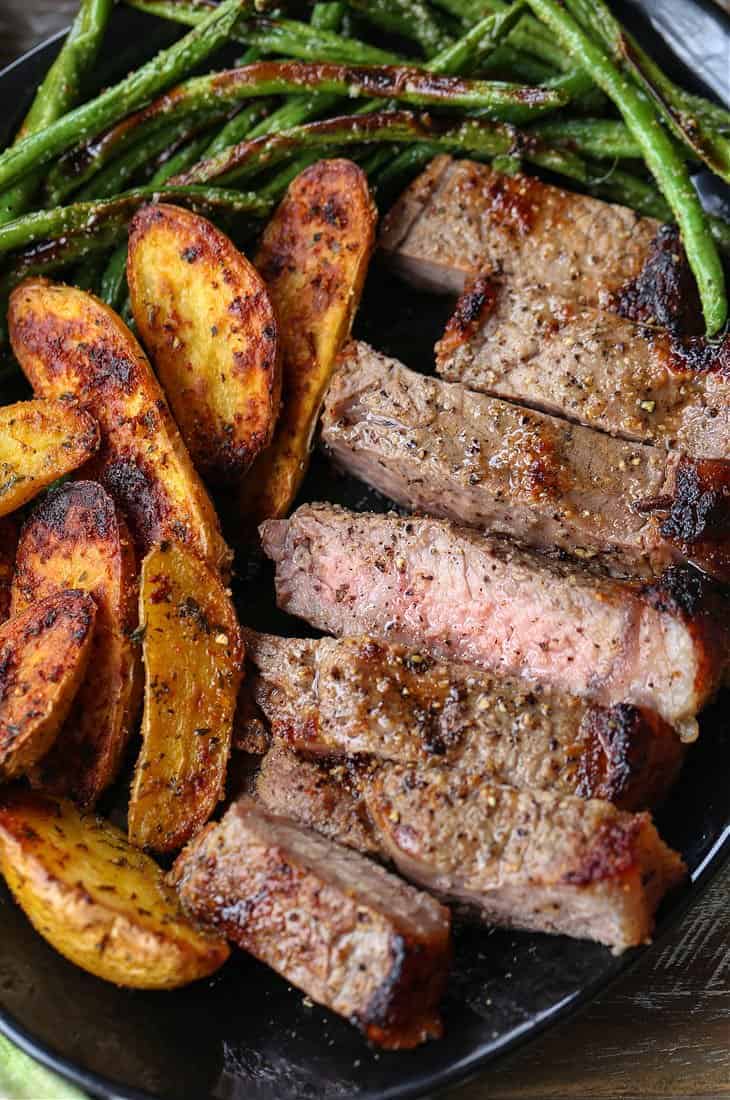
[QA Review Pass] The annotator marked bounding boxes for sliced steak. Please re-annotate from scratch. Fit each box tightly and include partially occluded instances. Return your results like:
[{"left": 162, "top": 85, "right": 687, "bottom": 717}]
[
  {"left": 246, "top": 630, "right": 684, "bottom": 810},
  {"left": 322, "top": 341, "right": 730, "bottom": 580},
  {"left": 435, "top": 277, "right": 730, "bottom": 464},
  {"left": 260, "top": 504, "right": 729, "bottom": 737},
  {"left": 255, "top": 747, "right": 686, "bottom": 952},
  {"left": 363, "top": 765, "right": 686, "bottom": 951},
  {"left": 172, "top": 796, "right": 451, "bottom": 1048},
  {"left": 256, "top": 740, "right": 380, "bottom": 855},
  {"left": 380, "top": 157, "right": 698, "bottom": 331}
]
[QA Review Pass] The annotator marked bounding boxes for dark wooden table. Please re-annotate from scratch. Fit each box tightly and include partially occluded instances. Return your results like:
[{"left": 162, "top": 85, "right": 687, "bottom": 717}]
[{"left": 1, "top": 5, "right": 729, "bottom": 1098}]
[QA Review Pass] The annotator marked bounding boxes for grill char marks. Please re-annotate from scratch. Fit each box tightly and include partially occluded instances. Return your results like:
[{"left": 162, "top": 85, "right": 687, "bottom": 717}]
[
  {"left": 435, "top": 280, "right": 730, "bottom": 461},
  {"left": 612, "top": 224, "right": 702, "bottom": 336},
  {"left": 254, "top": 748, "right": 686, "bottom": 952},
  {"left": 379, "top": 157, "right": 690, "bottom": 323},
  {"left": 245, "top": 630, "right": 684, "bottom": 811},
  {"left": 172, "top": 796, "right": 451, "bottom": 1048},
  {"left": 658, "top": 457, "right": 730, "bottom": 582},
  {"left": 322, "top": 341, "right": 730, "bottom": 580},
  {"left": 260, "top": 504, "right": 729, "bottom": 733}
]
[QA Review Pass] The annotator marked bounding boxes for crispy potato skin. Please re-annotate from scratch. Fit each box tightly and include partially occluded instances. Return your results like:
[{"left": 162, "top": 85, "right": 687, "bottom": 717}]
[
  {"left": 129, "top": 542, "right": 243, "bottom": 853},
  {"left": 11, "top": 482, "right": 142, "bottom": 807},
  {"left": 0, "top": 516, "right": 19, "bottom": 622},
  {"left": 0, "top": 788, "right": 229, "bottom": 988},
  {"left": 128, "top": 203, "right": 281, "bottom": 484},
  {"left": 7, "top": 279, "right": 231, "bottom": 576},
  {"left": 0, "top": 590, "right": 96, "bottom": 780},
  {"left": 240, "top": 159, "right": 377, "bottom": 524},
  {"left": 0, "top": 398, "right": 99, "bottom": 518}
]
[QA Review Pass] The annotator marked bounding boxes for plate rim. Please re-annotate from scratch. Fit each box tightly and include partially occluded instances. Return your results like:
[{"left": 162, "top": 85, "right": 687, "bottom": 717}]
[
  {"left": 2, "top": 823, "right": 728, "bottom": 1100},
  {"left": 0, "top": 14, "right": 729, "bottom": 1100}
]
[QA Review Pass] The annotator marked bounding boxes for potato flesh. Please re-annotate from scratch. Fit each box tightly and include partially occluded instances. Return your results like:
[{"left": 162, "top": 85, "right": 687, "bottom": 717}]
[
  {"left": 129, "top": 541, "right": 243, "bottom": 853},
  {"left": 239, "top": 159, "right": 377, "bottom": 524},
  {"left": 0, "top": 590, "right": 96, "bottom": 779},
  {"left": 0, "top": 788, "right": 229, "bottom": 989},
  {"left": 128, "top": 203, "right": 280, "bottom": 484},
  {"left": 11, "top": 481, "right": 142, "bottom": 806},
  {"left": 0, "top": 398, "right": 99, "bottom": 517},
  {"left": 7, "top": 279, "right": 231, "bottom": 575}
]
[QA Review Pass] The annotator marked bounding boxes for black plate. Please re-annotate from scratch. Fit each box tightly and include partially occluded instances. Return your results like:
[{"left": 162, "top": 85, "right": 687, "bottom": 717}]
[{"left": 1, "top": 5, "right": 729, "bottom": 1099}]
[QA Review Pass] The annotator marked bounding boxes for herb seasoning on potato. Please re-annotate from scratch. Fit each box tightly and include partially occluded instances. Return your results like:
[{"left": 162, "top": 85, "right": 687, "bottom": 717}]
[
  {"left": 11, "top": 481, "right": 142, "bottom": 806},
  {"left": 128, "top": 203, "right": 281, "bottom": 484},
  {"left": 128, "top": 541, "right": 243, "bottom": 853},
  {"left": 0, "top": 398, "right": 99, "bottom": 517},
  {"left": 8, "top": 278, "right": 232, "bottom": 575},
  {"left": 0, "top": 590, "right": 96, "bottom": 780},
  {"left": 239, "top": 159, "right": 376, "bottom": 525},
  {"left": 0, "top": 788, "right": 229, "bottom": 989}
]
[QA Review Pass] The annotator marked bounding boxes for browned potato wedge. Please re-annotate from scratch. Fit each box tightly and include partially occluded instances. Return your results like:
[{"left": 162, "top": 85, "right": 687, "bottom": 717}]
[
  {"left": 0, "top": 788, "right": 229, "bottom": 988},
  {"left": 7, "top": 279, "right": 231, "bottom": 575},
  {"left": 0, "top": 516, "right": 19, "bottom": 622},
  {"left": 128, "top": 203, "right": 281, "bottom": 483},
  {"left": 0, "top": 590, "right": 96, "bottom": 779},
  {"left": 11, "top": 482, "right": 142, "bottom": 807},
  {"left": 0, "top": 398, "right": 99, "bottom": 517},
  {"left": 129, "top": 541, "right": 243, "bottom": 853},
  {"left": 239, "top": 159, "right": 376, "bottom": 525}
]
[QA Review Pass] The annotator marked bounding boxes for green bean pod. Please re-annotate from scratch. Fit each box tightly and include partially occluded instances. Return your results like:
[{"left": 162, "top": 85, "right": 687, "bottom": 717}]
[
  {"left": 0, "top": 0, "right": 248, "bottom": 194},
  {"left": 47, "top": 58, "right": 568, "bottom": 203},
  {"left": 565, "top": 0, "right": 730, "bottom": 182},
  {"left": 340, "top": 0, "right": 453, "bottom": 57},
  {"left": 127, "top": 2, "right": 402, "bottom": 63},
  {"left": 0, "top": 0, "right": 114, "bottom": 225},
  {"left": 527, "top": 0, "right": 726, "bottom": 334},
  {"left": 0, "top": 185, "right": 271, "bottom": 259},
  {"left": 310, "top": 3, "right": 346, "bottom": 32},
  {"left": 529, "top": 117, "right": 641, "bottom": 159},
  {"left": 172, "top": 107, "right": 584, "bottom": 188}
]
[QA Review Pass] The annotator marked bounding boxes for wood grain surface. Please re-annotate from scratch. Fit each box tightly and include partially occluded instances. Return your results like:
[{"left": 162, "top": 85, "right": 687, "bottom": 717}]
[{"left": 1, "top": 5, "right": 730, "bottom": 1099}]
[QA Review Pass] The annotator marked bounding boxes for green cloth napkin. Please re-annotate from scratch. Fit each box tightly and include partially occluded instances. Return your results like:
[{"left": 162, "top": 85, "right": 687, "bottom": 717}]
[{"left": 0, "top": 1034, "right": 86, "bottom": 1099}]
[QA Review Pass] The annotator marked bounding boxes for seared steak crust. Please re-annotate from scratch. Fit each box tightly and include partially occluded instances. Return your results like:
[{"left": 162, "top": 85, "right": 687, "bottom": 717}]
[
  {"left": 256, "top": 740, "right": 380, "bottom": 854},
  {"left": 435, "top": 279, "right": 730, "bottom": 462},
  {"left": 255, "top": 748, "right": 686, "bottom": 952},
  {"left": 363, "top": 765, "right": 686, "bottom": 950},
  {"left": 379, "top": 157, "right": 691, "bottom": 325},
  {"left": 172, "top": 796, "right": 451, "bottom": 1048},
  {"left": 246, "top": 630, "right": 684, "bottom": 810},
  {"left": 322, "top": 341, "right": 729, "bottom": 579},
  {"left": 260, "top": 504, "right": 729, "bottom": 734}
]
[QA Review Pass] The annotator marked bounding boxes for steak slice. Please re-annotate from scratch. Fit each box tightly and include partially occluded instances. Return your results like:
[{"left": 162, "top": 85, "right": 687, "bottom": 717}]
[
  {"left": 255, "top": 747, "right": 686, "bottom": 952},
  {"left": 172, "top": 796, "right": 451, "bottom": 1048},
  {"left": 260, "top": 504, "right": 729, "bottom": 736},
  {"left": 362, "top": 765, "right": 686, "bottom": 951},
  {"left": 256, "top": 740, "right": 381, "bottom": 854},
  {"left": 246, "top": 630, "right": 684, "bottom": 810},
  {"left": 435, "top": 277, "right": 730, "bottom": 464},
  {"left": 322, "top": 341, "right": 730, "bottom": 580},
  {"left": 379, "top": 157, "right": 698, "bottom": 331}
]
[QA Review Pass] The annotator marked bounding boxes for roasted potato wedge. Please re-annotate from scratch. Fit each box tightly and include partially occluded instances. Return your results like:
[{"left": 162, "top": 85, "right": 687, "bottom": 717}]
[
  {"left": 0, "top": 516, "right": 19, "bottom": 622},
  {"left": 12, "top": 482, "right": 142, "bottom": 806},
  {"left": 128, "top": 203, "right": 281, "bottom": 484},
  {"left": 239, "top": 159, "right": 376, "bottom": 524},
  {"left": 0, "top": 788, "right": 229, "bottom": 988},
  {"left": 0, "top": 398, "right": 99, "bottom": 517},
  {"left": 129, "top": 541, "right": 243, "bottom": 853},
  {"left": 0, "top": 590, "right": 96, "bottom": 780},
  {"left": 8, "top": 279, "right": 231, "bottom": 575}
]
